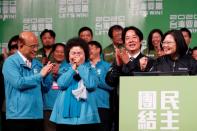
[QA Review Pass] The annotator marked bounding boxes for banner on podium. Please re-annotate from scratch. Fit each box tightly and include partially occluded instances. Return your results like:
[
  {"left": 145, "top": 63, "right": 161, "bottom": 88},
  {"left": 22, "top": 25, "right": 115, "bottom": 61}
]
[{"left": 119, "top": 76, "right": 197, "bottom": 131}]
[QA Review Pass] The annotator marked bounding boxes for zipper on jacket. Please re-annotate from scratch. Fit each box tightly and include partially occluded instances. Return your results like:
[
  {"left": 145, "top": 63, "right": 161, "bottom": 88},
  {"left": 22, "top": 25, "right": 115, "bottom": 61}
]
[{"left": 173, "top": 61, "right": 175, "bottom": 72}]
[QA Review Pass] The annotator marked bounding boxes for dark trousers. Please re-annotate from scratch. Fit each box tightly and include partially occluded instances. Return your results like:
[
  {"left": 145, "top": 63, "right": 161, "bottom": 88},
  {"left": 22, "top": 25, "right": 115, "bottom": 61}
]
[
  {"left": 98, "top": 108, "right": 111, "bottom": 131},
  {"left": 109, "top": 89, "right": 119, "bottom": 131},
  {"left": 56, "top": 123, "right": 101, "bottom": 131},
  {"left": 113, "top": 96, "right": 119, "bottom": 131},
  {"left": 6, "top": 119, "right": 44, "bottom": 131},
  {"left": 0, "top": 112, "right": 6, "bottom": 131},
  {"left": 44, "top": 110, "right": 56, "bottom": 131}
]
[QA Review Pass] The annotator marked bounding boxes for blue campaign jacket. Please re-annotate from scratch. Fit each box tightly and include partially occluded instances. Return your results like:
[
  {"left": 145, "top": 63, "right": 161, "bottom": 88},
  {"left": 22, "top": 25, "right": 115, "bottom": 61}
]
[
  {"left": 43, "top": 60, "right": 69, "bottom": 110},
  {"left": 50, "top": 62, "right": 100, "bottom": 124},
  {"left": 2, "top": 52, "right": 50, "bottom": 119},
  {"left": 89, "top": 60, "right": 113, "bottom": 109}
]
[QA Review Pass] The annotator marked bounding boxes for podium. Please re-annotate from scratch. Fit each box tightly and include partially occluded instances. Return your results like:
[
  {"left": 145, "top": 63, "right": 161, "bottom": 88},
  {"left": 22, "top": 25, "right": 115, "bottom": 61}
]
[{"left": 119, "top": 76, "right": 197, "bottom": 131}]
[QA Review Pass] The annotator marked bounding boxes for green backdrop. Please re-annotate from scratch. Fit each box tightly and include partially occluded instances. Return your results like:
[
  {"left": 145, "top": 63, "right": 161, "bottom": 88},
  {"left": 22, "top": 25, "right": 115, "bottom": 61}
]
[{"left": 0, "top": 0, "right": 197, "bottom": 52}]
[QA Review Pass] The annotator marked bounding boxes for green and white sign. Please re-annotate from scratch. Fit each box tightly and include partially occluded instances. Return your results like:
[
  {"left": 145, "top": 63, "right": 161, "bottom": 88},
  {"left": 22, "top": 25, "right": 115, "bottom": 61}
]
[
  {"left": 120, "top": 76, "right": 197, "bottom": 131},
  {"left": 0, "top": 0, "right": 197, "bottom": 53}
]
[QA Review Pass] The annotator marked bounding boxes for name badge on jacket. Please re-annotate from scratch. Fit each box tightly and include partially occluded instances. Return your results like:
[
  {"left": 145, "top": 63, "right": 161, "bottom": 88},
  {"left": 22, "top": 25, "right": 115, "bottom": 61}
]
[{"left": 33, "top": 68, "right": 39, "bottom": 74}]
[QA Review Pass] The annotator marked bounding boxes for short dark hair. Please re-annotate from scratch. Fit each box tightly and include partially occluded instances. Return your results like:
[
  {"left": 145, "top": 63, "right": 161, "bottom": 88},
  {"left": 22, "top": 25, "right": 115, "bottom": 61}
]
[
  {"left": 8, "top": 35, "right": 19, "bottom": 51},
  {"left": 40, "top": 29, "right": 56, "bottom": 39},
  {"left": 162, "top": 29, "right": 188, "bottom": 57},
  {"left": 108, "top": 25, "right": 123, "bottom": 39},
  {"left": 78, "top": 27, "right": 93, "bottom": 36},
  {"left": 122, "top": 26, "right": 143, "bottom": 43},
  {"left": 147, "top": 29, "right": 163, "bottom": 51},
  {"left": 180, "top": 27, "right": 191, "bottom": 38},
  {"left": 192, "top": 46, "right": 197, "bottom": 51},
  {"left": 52, "top": 43, "right": 66, "bottom": 53},
  {"left": 88, "top": 41, "right": 102, "bottom": 54},
  {"left": 65, "top": 37, "right": 89, "bottom": 62}
]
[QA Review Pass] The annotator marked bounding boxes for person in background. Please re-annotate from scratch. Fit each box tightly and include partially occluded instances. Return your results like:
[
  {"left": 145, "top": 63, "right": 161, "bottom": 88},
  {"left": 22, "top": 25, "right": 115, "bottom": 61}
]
[
  {"left": 102, "top": 25, "right": 123, "bottom": 131},
  {"left": 143, "top": 29, "right": 164, "bottom": 59},
  {"left": 36, "top": 29, "right": 56, "bottom": 65},
  {"left": 78, "top": 26, "right": 93, "bottom": 43},
  {"left": 7, "top": 35, "right": 19, "bottom": 56},
  {"left": 180, "top": 27, "right": 192, "bottom": 55},
  {"left": 150, "top": 29, "right": 197, "bottom": 75},
  {"left": 192, "top": 46, "right": 197, "bottom": 60},
  {"left": 50, "top": 38, "right": 100, "bottom": 131},
  {"left": 2, "top": 31, "right": 54, "bottom": 131},
  {"left": 0, "top": 35, "right": 19, "bottom": 61},
  {"left": 0, "top": 35, "right": 19, "bottom": 131},
  {"left": 103, "top": 25, "right": 123, "bottom": 64},
  {"left": 43, "top": 43, "right": 68, "bottom": 131},
  {"left": 88, "top": 41, "right": 113, "bottom": 131}
]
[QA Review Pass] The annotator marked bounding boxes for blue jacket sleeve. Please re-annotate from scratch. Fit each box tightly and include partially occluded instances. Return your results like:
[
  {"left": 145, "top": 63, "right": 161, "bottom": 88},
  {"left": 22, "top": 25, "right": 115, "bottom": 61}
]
[
  {"left": 2, "top": 58, "right": 42, "bottom": 91},
  {"left": 77, "top": 63, "right": 98, "bottom": 91},
  {"left": 57, "top": 67, "right": 76, "bottom": 90},
  {"left": 97, "top": 63, "right": 113, "bottom": 91},
  {"left": 42, "top": 73, "right": 53, "bottom": 92}
]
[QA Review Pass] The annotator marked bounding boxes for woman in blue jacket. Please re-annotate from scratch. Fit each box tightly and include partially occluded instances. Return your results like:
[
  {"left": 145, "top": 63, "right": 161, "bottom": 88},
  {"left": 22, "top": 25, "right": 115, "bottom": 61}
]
[
  {"left": 50, "top": 38, "right": 100, "bottom": 131},
  {"left": 43, "top": 43, "right": 68, "bottom": 131}
]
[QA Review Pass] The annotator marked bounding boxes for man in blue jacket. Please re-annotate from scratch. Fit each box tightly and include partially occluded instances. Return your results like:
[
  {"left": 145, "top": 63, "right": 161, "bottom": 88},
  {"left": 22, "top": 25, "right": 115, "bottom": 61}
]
[
  {"left": 88, "top": 41, "right": 113, "bottom": 131},
  {"left": 2, "top": 31, "right": 54, "bottom": 131}
]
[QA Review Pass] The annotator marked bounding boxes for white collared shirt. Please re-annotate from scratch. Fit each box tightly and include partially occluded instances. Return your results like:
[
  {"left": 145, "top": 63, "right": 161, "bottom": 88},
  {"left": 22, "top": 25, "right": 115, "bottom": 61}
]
[
  {"left": 18, "top": 51, "right": 32, "bottom": 68},
  {"left": 127, "top": 51, "right": 140, "bottom": 60}
]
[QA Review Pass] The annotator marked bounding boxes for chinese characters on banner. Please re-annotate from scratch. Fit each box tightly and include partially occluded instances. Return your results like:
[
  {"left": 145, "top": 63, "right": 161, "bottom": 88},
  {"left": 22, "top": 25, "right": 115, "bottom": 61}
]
[
  {"left": 138, "top": 91, "right": 179, "bottom": 130},
  {"left": 170, "top": 14, "right": 197, "bottom": 33},
  {"left": 58, "top": 0, "right": 88, "bottom": 18},
  {"left": 129, "top": 0, "right": 163, "bottom": 16},
  {"left": 0, "top": 0, "right": 16, "bottom": 20},
  {"left": 95, "top": 16, "right": 125, "bottom": 36},
  {"left": 23, "top": 18, "right": 53, "bottom": 36}
]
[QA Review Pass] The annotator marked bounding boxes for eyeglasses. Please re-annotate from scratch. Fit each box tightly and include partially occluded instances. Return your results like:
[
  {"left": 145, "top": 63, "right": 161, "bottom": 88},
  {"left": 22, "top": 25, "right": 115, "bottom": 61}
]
[
  {"left": 161, "top": 41, "right": 176, "bottom": 45},
  {"left": 24, "top": 43, "right": 39, "bottom": 49}
]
